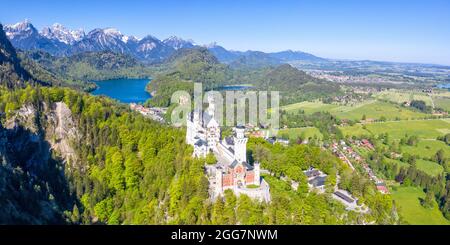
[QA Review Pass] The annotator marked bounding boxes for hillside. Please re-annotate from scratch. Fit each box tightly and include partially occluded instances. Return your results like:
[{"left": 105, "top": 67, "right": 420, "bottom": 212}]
[
  {"left": 1, "top": 22, "right": 398, "bottom": 225},
  {"left": 0, "top": 23, "right": 42, "bottom": 88},
  {"left": 147, "top": 47, "right": 229, "bottom": 106},
  {"left": 147, "top": 48, "right": 342, "bottom": 106},
  {"left": 253, "top": 64, "right": 343, "bottom": 104},
  {"left": 18, "top": 51, "right": 95, "bottom": 91},
  {"left": 23, "top": 50, "right": 155, "bottom": 83},
  {"left": 1, "top": 86, "right": 397, "bottom": 225},
  {"left": 229, "top": 51, "right": 281, "bottom": 68}
]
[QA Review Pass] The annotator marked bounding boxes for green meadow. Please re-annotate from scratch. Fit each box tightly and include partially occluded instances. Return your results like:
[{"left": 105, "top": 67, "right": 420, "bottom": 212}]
[
  {"left": 333, "top": 101, "right": 427, "bottom": 121},
  {"left": 340, "top": 119, "right": 450, "bottom": 139},
  {"left": 278, "top": 127, "right": 323, "bottom": 140},
  {"left": 415, "top": 159, "right": 444, "bottom": 177},
  {"left": 402, "top": 139, "right": 450, "bottom": 159},
  {"left": 392, "top": 186, "right": 450, "bottom": 225},
  {"left": 282, "top": 100, "right": 428, "bottom": 121},
  {"left": 385, "top": 158, "right": 409, "bottom": 168},
  {"left": 375, "top": 90, "right": 433, "bottom": 106},
  {"left": 434, "top": 97, "right": 450, "bottom": 112},
  {"left": 281, "top": 101, "right": 339, "bottom": 114}
]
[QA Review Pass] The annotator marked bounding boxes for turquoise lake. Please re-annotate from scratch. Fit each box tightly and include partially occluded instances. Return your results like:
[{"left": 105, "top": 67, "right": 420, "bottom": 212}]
[{"left": 91, "top": 78, "right": 151, "bottom": 103}]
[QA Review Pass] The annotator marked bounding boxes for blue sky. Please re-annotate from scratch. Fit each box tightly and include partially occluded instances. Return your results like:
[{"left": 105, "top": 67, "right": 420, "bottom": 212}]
[{"left": 1, "top": 0, "right": 449, "bottom": 65}]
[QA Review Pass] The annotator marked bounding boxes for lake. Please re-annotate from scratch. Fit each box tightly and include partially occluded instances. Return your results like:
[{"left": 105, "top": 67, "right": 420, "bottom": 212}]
[
  {"left": 91, "top": 78, "right": 151, "bottom": 103},
  {"left": 436, "top": 83, "right": 450, "bottom": 90},
  {"left": 216, "top": 84, "right": 254, "bottom": 91}
]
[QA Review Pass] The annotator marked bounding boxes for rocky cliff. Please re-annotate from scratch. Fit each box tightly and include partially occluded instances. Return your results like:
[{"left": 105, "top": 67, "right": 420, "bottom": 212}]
[{"left": 0, "top": 101, "right": 78, "bottom": 224}]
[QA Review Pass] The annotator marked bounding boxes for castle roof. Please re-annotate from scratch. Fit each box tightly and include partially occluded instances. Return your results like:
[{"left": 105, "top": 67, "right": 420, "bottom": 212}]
[
  {"left": 194, "top": 139, "right": 207, "bottom": 146},
  {"left": 225, "top": 137, "right": 234, "bottom": 146},
  {"left": 230, "top": 160, "right": 253, "bottom": 170}
]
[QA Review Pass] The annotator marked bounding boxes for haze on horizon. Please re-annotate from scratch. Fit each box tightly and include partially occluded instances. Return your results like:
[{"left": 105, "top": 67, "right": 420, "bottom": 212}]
[{"left": 1, "top": 0, "right": 449, "bottom": 65}]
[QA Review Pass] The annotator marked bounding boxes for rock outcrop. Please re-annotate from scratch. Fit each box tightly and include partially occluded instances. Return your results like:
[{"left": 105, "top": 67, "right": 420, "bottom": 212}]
[{"left": 0, "top": 101, "right": 79, "bottom": 224}]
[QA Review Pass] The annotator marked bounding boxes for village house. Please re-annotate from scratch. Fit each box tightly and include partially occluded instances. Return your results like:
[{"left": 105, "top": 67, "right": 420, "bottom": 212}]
[
  {"left": 130, "top": 103, "right": 166, "bottom": 122},
  {"left": 361, "top": 139, "right": 374, "bottom": 150},
  {"left": 304, "top": 167, "right": 327, "bottom": 193},
  {"left": 376, "top": 182, "right": 390, "bottom": 194}
]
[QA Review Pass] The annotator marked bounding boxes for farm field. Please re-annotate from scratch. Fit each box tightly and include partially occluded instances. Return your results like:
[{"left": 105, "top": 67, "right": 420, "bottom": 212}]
[
  {"left": 340, "top": 119, "right": 450, "bottom": 139},
  {"left": 281, "top": 101, "right": 340, "bottom": 114},
  {"left": 282, "top": 100, "right": 428, "bottom": 121},
  {"left": 278, "top": 127, "right": 323, "bottom": 141},
  {"left": 385, "top": 158, "right": 410, "bottom": 168},
  {"left": 333, "top": 101, "right": 427, "bottom": 121},
  {"left": 415, "top": 159, "right": 444, "bottom": 177},
  {"left": 434, "top": 90, "right": 450, "bottom": 98},
  {"left": 402, "top": 140, "right": 450, "bottom": 159},
  {"left": 374, "top": 90, "right": 433, "bottom": 106},
  {"left": 434, "top": 97, "right": 450, "bottom": 112},
  {"left": 392, "top": 186, "right": 450, "bottom": 225}
]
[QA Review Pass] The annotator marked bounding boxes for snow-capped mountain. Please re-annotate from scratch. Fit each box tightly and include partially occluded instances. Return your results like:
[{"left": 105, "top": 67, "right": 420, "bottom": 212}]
[
  {"left": 72, "top": 28, "right": 131, "bottom": 54},
  {"left": 3, "top": 19, "right": 38, "bottom": 40},
  {"left": 3, "top": 20, "right": 177, "bottom": 62},
  {"left": 163, "top": 36, "right": 195, "bottom": 50},
  {"left": 4, "top": 20, "right": 69, "bottom": 56},
  {"left": 2, "top": 20, "right": 325, "bottom": 64},
  {"left": 122, "top": 35, "right": 139, "bottom": 44},
  {"left": 41, "top": 23, "right": 85, "bottom": 45},
  {"left": 134, "top": 35, "right": 175, "bottom": 62}
]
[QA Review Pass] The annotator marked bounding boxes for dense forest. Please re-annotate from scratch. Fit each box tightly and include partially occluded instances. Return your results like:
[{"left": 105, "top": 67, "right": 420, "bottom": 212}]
[
  {"left": 21, "top": 50, "right": 158, "bottom": 88},
  {"left": 0, "top": 86, "right": 396, "bottom": 224},
  {"left": 146, "top": 47, "right": 344, "bottom": 107},
  {"left": 1, "top": 23, "right": 399, "bottom": 225}
]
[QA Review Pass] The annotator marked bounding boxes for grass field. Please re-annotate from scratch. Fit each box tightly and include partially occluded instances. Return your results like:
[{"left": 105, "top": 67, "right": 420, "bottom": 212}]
[
  {"left": 340, "top": 119, "right": 450, "bottom": 139},
  {"left": 383, "top": 148, "right": 444, "bottom": 177},
  {"left": 375, "top": 90, "right": 433, "bottom": 106},
  {"left": 281, "top": 101, "right": 339, "bottom": 114},
  {"left": 434, "top": 90, "right": 450, "bottom": 98},
  {"left": 334, "top": 101, "right": 427, "bottom": 121},
  {"left": 434, "top": 97, "right": 450, "bottom": 112},
  {"left": 402, "top": 140, "right": 450, "bottom": 159},
  {"left": 281, "top": 100, "right": 428, "bottom": 121},
  {"left": 385, "top": 158, "right": 409, "bottom": 168},
  {"left": 278, "top": 127, "right": 323, "bottom": 140},
  {"left": 392, "top": 186, "right": 450, "bottom": 225},
  {"left": 415, "top": 159, "right": 444, "bottom": 177}
]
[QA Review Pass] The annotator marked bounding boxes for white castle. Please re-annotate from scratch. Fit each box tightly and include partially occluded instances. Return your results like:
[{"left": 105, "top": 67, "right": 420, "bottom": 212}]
[{"left": 186, "top": 96, "right": 271, "bottom": 202}]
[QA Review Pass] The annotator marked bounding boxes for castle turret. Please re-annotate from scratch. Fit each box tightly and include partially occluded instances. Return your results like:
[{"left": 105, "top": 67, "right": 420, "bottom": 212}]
[
  {"left": 193, "top": 108, "right": 201, "bottom": 125},
  {"left": 253, "top": 162, "right": 261, "bottom": 186},
  {"left": 207, "top": 94, "right": 215, "bottom": 117},
  {"left": 233, "top": 126, "right": 247, "bottom": 163}
]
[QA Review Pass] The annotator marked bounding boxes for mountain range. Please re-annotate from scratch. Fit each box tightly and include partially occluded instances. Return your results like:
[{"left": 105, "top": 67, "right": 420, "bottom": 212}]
[
  {"left": 0, "top": 22, "right": 43, "bottom": 88},
  {"left": 3, "top": 20, "right": 326, "bottom": 64}
]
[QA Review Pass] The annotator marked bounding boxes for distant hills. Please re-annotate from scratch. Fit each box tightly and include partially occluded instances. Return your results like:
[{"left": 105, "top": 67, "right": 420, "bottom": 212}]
[
  {"left": 146, "top": 47, "right": 341, "bottom": 106},
  {"left": 1, "top": 23, "right": 97, "bottom": 90},
  {"left": 23, "top": 49, "right": 154, "bottom": 83},
  {"left": 206, "top": 43, "right": 326, "bottom": 66},
  {"left": 3, "top": 20, "right": 325, "bottom": 65}
]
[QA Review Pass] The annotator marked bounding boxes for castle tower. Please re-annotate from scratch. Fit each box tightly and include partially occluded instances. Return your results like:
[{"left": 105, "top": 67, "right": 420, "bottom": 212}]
[
  {"left": 207, "top": 93, "right": 215, "bottom": 117},
  {"left": 215, "top": 169, "right": 223, "bottom": 195},
  {"left": 233, "top": 126, "right": 247, "bottom": 163},
  {"left": 253, "top": 162, "right": 261, "bottom": 186},
  {"left": 193, "top": 108, "right": 201, "bottom": 126}
]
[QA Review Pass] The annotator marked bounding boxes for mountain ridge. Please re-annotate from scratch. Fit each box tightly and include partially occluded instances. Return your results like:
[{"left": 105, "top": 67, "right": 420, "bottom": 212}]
[{"left": 4, "top": 20, "right": 324, "bottom": 65}]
